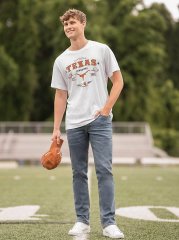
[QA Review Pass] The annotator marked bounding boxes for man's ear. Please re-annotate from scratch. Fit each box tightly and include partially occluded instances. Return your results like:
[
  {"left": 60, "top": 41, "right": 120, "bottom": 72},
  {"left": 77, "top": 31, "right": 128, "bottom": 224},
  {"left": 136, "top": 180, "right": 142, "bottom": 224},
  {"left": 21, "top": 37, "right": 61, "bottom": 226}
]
[{"left": 82, "top": 21, "right": 86, "bottom": 28}]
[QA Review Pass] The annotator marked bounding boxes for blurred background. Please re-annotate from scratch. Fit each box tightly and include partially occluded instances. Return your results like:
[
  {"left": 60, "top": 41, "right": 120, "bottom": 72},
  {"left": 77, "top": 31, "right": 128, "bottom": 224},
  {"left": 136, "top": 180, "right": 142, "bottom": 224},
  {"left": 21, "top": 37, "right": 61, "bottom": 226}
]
[{"left": 0, "top": 0, "right": 179, "bottom": 162}]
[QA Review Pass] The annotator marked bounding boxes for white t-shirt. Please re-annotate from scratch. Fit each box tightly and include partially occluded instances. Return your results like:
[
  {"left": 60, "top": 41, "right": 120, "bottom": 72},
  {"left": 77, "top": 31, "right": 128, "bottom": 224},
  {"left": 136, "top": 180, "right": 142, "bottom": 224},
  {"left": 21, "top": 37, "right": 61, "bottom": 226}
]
[{"left": 51, "top": 40, "right": 120, "bottom": 130}]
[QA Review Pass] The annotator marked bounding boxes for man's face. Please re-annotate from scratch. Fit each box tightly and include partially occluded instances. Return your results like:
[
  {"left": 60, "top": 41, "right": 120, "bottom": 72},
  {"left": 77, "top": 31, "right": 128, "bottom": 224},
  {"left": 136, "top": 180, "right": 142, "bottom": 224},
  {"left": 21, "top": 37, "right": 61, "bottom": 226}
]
[{"left": 63, "top": 17, "right": 86, "bottom": 40}]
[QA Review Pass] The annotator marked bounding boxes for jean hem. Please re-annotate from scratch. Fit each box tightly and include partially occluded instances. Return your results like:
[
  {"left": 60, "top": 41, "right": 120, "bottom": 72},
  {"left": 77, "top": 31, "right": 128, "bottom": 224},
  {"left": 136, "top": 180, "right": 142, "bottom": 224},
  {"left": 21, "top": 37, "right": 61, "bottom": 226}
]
[
  {"left": 76, "top": 219, "right": 90, "bottom": 226},
  {"left": 102, "top": 222, "right": 116, "bottom": 229}
]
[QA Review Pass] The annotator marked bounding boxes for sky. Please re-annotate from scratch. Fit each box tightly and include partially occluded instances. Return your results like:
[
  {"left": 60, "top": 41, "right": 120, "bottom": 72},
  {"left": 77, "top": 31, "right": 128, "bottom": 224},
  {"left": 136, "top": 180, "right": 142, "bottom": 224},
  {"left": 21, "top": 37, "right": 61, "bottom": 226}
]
[{"left": 144, "top": 0, "right": 179, "bottom": 20}]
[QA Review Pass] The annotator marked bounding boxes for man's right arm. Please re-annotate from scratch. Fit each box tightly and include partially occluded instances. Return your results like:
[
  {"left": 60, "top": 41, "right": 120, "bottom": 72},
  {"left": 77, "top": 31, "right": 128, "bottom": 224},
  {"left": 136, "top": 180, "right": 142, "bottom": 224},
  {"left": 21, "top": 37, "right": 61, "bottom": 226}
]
[{"left": 52, "top": 89, "right": 67, "bottom": 143}]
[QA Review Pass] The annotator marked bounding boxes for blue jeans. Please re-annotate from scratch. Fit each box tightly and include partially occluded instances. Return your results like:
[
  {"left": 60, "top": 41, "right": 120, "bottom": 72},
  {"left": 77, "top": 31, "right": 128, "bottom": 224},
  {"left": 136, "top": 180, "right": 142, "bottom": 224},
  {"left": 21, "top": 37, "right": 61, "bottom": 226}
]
[{"left": 67, "top": 115, "right": 116, "bottom": 228}]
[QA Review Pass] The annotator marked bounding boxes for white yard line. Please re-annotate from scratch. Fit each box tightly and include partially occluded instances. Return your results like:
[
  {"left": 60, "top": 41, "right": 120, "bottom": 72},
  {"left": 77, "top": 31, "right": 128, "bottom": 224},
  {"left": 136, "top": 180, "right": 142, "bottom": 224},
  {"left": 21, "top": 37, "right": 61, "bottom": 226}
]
[
  {"left": 121, "top": 176, "right": 128, "bottom": 181},
  {"left": 49, "top": 176, "right": 56, "bottom": 180},
  {"left": 0, "top": 161, "right": 18, "bottom": 169},
  {"left": 87, "top": 167, "right": 92, "bottom": 198},
  {"left": 13, "top": 175, "right": 21, "bottom": 180},
  {"left": 156, "top": 176, "right": 163, "bottom": 181}
]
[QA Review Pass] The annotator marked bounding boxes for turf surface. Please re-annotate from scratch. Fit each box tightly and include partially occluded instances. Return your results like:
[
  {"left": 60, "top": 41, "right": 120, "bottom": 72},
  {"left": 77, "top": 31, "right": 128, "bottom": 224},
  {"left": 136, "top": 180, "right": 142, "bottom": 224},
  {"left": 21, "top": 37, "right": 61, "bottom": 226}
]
[{"left": 0, "top": 166, "right": 178, "bottom": 240}]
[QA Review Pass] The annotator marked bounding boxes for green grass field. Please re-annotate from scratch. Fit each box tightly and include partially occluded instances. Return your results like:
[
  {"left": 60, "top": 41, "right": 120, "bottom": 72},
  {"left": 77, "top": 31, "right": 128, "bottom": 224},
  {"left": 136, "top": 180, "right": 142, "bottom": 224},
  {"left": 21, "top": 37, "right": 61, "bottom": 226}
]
[{"left": 0, "top": 166, "right": 179, "bottom": 240}]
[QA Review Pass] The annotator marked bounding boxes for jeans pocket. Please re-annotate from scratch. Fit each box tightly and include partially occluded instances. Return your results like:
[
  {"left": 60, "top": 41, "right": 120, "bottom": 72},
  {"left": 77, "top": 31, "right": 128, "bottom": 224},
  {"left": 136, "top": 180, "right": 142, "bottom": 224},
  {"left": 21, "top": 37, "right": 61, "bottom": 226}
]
[{"left": 99, "top": 114, "right": 110, "bottom": 119}]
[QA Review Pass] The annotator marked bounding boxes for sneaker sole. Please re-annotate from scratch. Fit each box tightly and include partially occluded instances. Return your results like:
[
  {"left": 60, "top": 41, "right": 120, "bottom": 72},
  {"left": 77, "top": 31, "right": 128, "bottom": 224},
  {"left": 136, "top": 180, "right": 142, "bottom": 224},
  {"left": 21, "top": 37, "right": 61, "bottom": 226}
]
[
  {"left": 103, "top": 231, "right": 124, "bottom": 239},
  {"left": 68, "top": 229, "right": 90, "bottom": 236}
]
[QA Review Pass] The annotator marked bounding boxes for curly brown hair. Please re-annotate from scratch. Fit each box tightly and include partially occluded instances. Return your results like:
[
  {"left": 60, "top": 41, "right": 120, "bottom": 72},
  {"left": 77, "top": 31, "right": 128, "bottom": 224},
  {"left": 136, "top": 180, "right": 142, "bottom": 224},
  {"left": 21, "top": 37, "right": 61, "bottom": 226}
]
[{"left": 59, "top": 9, "right": 86, "bottom": 24}]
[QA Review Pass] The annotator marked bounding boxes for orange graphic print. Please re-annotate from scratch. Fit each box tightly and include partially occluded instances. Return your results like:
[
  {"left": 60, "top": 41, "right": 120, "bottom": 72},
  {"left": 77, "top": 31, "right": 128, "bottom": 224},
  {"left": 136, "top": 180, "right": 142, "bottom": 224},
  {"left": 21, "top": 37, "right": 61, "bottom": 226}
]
[
  {"left": 76, "top": 70, "right": 90, "bottom": 87},
  {"left": 66, "top": 58, "right": 99, "bottom": 87}
]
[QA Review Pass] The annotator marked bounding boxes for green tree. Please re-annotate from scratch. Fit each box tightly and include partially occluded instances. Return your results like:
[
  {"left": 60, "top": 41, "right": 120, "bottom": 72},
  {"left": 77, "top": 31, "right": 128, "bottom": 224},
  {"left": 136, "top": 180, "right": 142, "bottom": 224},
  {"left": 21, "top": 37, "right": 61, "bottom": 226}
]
[
  {"left": 108, "top": 4, "right": 167, "bottom": 122},
  {"left": 0, "top": 46, "right": 19, "bottom": 119},
  {"left": 169, "top": 21, "right": 179, "bottom": 89},
  {"left": 0, "top": 0, "right": 39, "bottom": 120}
]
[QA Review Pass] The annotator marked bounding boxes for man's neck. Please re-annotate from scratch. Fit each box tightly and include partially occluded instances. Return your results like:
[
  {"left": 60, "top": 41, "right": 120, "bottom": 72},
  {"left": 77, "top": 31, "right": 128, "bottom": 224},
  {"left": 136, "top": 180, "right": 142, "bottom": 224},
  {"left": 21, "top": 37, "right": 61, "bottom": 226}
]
[{"left": 69, "top": 37, "right": 88, "bottom": 51}]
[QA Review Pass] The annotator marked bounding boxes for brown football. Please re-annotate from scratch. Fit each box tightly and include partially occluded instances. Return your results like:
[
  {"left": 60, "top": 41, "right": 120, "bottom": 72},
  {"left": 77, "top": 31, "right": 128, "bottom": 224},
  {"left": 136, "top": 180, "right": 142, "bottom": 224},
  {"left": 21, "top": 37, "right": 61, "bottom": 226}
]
[{"left": 41, "top": 139, "right": 63, "bottom": 170}]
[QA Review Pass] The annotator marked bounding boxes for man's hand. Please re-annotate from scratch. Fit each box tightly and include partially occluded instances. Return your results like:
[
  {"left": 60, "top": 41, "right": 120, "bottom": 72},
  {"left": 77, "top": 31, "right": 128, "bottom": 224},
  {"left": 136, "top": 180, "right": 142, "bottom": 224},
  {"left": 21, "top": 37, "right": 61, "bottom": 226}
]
[
  {"left": 95, "top": 107, "right": 111, "bottom": 117},
  {"left": 52, "top": 129, "right": 61, "bottom": 144}
]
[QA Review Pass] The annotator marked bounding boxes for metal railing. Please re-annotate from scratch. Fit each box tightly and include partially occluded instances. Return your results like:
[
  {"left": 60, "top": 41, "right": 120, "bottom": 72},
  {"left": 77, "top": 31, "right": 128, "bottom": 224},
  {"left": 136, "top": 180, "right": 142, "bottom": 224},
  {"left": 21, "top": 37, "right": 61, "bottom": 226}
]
[
  {"left": 0, "top": 121, "right": 150, "bottom": 134},
  {"left": 0, "top": 121, "right": 157, "bottom": 161}
]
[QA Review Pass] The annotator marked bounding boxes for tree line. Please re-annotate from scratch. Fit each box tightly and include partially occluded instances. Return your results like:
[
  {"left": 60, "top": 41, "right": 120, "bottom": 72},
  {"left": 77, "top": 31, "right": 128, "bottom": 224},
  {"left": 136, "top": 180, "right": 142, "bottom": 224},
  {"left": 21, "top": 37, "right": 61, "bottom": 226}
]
[{"left": 0, "top": 0, "right": 179, "bottom": 156}]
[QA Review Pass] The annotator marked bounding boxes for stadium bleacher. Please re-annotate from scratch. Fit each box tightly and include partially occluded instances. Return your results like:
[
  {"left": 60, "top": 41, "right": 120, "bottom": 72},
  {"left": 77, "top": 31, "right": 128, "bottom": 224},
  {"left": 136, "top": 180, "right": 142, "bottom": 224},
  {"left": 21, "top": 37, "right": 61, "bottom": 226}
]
[{"left": 0, "top": 122, "right": 179, "bottom": 166}]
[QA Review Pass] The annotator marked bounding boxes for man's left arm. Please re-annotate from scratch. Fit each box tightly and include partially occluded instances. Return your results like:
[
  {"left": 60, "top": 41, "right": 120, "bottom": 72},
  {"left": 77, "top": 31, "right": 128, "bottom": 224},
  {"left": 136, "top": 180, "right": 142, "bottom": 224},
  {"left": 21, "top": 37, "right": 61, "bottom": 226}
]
[{"left": 96, "top": 70, "right": 124, "bottom": 116}]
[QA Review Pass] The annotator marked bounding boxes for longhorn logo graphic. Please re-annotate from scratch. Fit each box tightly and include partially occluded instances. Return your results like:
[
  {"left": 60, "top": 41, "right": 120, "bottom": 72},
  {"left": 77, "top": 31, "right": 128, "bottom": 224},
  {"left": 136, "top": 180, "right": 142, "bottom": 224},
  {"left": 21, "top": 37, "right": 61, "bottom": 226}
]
[{"left": 76, "top": 70, "right": 91, "bottom": 87}]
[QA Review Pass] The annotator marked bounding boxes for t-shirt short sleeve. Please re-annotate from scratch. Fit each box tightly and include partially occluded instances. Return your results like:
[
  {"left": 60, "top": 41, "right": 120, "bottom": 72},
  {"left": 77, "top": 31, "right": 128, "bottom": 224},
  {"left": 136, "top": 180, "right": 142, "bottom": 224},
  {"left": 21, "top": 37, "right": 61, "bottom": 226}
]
[
  {"left": 104, "top": 45, "right": 120, "bottom": 78},
  {"left": 51, "top": 60, "right": 67, "bottom": 90}
]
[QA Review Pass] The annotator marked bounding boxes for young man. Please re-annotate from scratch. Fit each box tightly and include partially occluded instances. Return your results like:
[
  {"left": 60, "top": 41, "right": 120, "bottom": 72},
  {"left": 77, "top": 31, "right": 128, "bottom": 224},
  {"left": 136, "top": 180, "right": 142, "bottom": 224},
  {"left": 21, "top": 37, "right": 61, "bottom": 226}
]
[{"left": 51, "top": 9, "right": 124, "bottom": 239}]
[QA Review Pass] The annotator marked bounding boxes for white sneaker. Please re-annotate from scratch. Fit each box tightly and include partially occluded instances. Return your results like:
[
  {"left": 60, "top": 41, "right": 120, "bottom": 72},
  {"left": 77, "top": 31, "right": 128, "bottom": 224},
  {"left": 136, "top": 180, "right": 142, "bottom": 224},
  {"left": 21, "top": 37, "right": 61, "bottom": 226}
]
[
  {"left": 103, "top": 225, "right": 124, "bottom": 239},
  {"left": 68, "top": 222, "right": 90, "bottom": 236}
]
